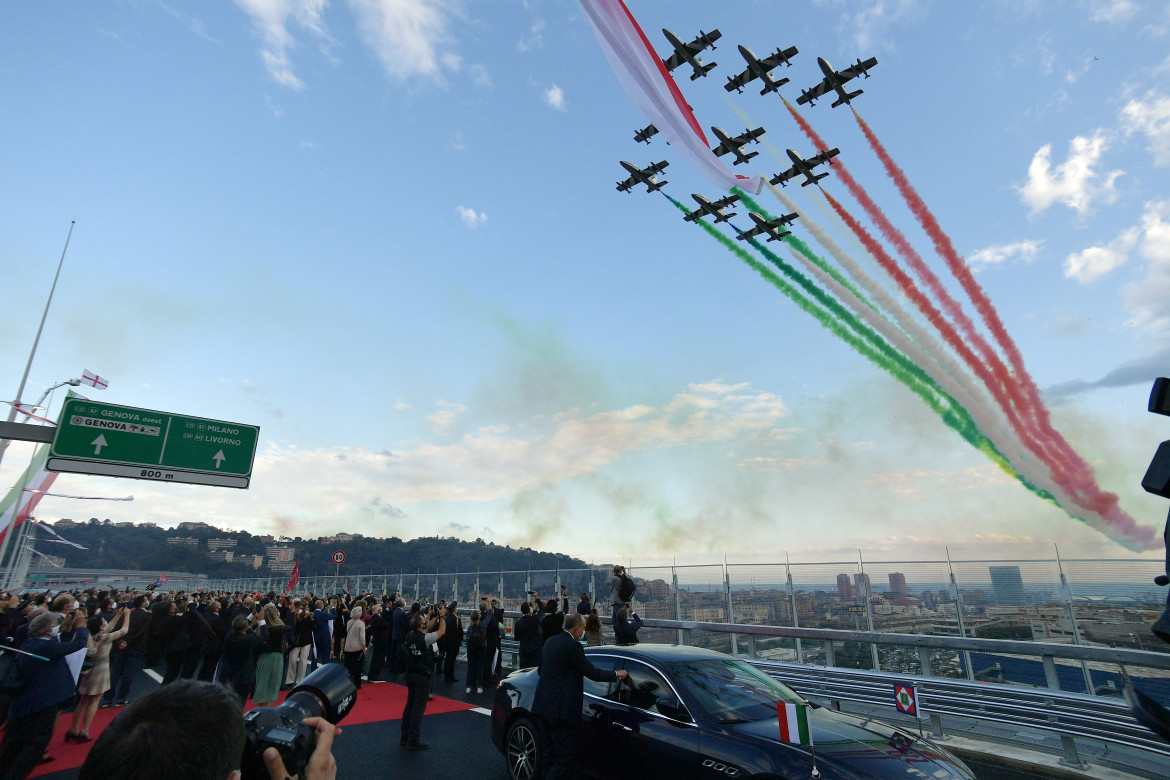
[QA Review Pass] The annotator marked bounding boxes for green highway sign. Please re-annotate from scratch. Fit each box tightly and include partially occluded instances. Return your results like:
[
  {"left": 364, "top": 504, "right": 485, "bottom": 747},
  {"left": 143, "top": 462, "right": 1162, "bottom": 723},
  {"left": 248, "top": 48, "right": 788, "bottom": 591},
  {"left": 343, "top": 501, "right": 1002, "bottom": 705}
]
[{"left": 48, "top": 399, "right": 259, "bottom": 489}]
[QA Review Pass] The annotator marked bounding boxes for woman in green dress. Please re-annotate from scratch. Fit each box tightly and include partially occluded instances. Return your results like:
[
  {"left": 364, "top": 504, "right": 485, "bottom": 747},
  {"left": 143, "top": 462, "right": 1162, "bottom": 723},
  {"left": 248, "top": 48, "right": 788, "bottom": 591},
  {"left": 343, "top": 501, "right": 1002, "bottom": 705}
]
[{"left": 252, "top": 603, "right": 288, "bottom": 705}]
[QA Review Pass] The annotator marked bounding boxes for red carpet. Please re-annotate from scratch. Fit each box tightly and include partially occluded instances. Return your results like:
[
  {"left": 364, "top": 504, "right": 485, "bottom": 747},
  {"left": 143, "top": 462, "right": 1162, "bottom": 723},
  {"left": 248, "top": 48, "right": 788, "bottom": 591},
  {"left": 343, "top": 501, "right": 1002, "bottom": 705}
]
[{"left": 28, "top": 681, "right": 475, "bottom": 778}]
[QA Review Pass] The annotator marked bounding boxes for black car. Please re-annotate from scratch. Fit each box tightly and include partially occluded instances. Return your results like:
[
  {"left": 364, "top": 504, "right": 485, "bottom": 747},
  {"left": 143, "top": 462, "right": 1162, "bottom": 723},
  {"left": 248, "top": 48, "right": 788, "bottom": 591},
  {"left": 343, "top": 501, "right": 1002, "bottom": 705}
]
[{"left": 490, "top": 644, "right": 975, "bottom": 780}]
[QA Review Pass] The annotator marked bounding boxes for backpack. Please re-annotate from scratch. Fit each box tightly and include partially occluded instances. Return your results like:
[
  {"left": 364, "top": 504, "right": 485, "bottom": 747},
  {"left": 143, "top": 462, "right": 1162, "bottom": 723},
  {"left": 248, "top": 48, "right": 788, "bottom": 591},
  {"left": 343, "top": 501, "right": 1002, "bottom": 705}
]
[
  {"left": 618, "top": 572, "right": 637, "bottom": 603},
  {"left": 467, "top": 623, "right": 486, "bottom": 650}
]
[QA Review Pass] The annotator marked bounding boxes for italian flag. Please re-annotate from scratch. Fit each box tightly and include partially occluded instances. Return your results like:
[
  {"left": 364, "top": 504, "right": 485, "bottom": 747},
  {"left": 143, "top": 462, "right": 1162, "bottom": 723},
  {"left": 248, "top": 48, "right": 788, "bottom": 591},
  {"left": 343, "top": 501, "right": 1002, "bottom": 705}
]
[{"left": 777, "top": 702, "right": 812, "bottom": 746}]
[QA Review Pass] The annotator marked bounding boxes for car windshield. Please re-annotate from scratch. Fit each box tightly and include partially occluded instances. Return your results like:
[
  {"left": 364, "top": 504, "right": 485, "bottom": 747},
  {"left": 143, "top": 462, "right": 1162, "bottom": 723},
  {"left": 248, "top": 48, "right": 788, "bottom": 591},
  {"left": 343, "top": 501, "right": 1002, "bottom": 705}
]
[{"left": 667, "top": 659, "right": 806, "bottom": 723}]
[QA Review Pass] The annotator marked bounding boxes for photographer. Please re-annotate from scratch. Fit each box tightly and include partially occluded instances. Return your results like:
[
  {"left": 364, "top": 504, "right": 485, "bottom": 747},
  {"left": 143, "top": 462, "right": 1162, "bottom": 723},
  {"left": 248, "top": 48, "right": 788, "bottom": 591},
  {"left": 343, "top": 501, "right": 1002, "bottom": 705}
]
[
  {"left": 613, "top": 607, "right": 644, "bottom": 646},
  {"left": 78, "top": 679, "right": 340, "bottom": 780},
  {"left": 514, "top": 601, "right": 542, "bottom": 669},
  {"left": 400, "top": 605, "right": 446, "bottom": 750}
]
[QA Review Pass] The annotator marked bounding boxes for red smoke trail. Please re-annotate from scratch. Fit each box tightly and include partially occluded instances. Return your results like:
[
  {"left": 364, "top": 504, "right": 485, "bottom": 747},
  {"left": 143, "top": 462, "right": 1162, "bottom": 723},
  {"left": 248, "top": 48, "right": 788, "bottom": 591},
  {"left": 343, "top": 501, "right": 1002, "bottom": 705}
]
[
  {"left": 819, "top": 188, "right": 1047, "bottom": 467},
  {"left": 781, "top": 99, "right": 1061, "bottom": 469},
  {"left": 850, "top": 111, "right": 1148, "bottom": 546}
]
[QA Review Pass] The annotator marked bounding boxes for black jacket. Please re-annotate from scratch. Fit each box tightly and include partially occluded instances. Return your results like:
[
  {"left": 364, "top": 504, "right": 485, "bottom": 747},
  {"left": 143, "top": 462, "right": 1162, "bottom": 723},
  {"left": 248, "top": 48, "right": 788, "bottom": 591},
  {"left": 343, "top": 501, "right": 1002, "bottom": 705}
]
[
  {"left": 540, "top": 611, "right": 564, "bottom": 643},
  {"left": 531, "top": 631, "right": 616, "bottom": 722},
  {"left": 614, "top": 614, "right": 644, "bottom": 645},
  {"left": 514, "top": 613, "right": 542, "bottom": 655}
]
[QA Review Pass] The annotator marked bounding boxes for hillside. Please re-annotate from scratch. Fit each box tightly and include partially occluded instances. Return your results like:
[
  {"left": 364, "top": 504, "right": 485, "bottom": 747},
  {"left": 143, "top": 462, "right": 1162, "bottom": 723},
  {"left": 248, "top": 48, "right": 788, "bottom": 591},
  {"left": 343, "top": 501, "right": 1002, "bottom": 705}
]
[{"left": 41, "top": 519, "right": 589, "bottom": 577}]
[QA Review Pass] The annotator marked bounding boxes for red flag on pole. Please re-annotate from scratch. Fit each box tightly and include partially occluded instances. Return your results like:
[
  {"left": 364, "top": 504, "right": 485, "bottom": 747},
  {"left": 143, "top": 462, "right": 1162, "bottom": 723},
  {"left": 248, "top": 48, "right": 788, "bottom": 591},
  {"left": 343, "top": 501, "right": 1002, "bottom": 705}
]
[{"left": 285, "top": 559, "right": 300, "bottom": 593}]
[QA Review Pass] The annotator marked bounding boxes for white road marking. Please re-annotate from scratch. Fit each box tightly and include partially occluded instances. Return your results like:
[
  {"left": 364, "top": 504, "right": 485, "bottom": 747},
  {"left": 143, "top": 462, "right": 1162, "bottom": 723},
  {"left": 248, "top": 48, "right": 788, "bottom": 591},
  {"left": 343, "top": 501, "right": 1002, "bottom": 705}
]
[
  {"left": 144, "top": 669, "right": 163, "bottom": 683},
  {"left": 471, "top": 707, "right": 492, "bottom": 715}
]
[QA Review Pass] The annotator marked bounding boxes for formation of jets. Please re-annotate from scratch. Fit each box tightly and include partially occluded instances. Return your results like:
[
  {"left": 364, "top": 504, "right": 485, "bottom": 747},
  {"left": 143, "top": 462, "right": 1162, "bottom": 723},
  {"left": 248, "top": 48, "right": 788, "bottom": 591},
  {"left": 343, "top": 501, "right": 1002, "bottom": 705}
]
[
  {"left": 736, "top": 211, "right": 799, "bottom": 242},
  {"left": 612, "top": 24, "right": 884, "bottom": 246},
  {"left": 683, "top": 193, "right": 740, "bottom": 223},
  {"left": 724, "top": 44, "right": 799, "bottom": 95},
  {"left": 770, "top": 147, "right": 840, "bottom": 187},
  {"left": 616, "top": 160, "right": 669, "bottom": 193},
  {"left": 796, "top": 56, "right": 879, "bottom": 108},
  {"left": 710, "top": 126, "right": 766, "bottom": 165},
  {"left": 660, "top": 28, "right": 722, "bottom": 81}
]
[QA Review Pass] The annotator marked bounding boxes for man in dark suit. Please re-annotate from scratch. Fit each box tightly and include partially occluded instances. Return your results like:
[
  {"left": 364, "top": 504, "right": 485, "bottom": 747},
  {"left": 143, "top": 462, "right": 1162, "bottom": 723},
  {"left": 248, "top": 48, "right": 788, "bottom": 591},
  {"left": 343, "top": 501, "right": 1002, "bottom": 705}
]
[
  {"left": 104, "top": 594, "right": 152, "bottom": 707},
  {"left": 531, "top": 612, "right": 628, "bottom": 779},
  {"left": 0, "top": 611, "right": 89, "bottom": 779}
]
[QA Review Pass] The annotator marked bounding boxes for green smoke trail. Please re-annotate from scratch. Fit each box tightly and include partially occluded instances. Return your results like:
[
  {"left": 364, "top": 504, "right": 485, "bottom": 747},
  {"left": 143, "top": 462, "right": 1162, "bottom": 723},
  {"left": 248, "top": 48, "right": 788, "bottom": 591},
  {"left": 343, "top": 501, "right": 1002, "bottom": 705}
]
[
  {"left": 668, "top": 195, "right": 1059, "bottom": 508},
  {"left": 733, "top": 189, "right": 877, "bottom": 316}
]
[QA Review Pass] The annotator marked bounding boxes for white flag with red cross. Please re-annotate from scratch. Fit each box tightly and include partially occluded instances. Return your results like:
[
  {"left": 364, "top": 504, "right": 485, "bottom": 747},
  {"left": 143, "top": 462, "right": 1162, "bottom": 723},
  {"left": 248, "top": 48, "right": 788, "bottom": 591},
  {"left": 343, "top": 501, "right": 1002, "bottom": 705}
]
[{"left": 81, "top": 370, "right": 109, "bottom": 389}]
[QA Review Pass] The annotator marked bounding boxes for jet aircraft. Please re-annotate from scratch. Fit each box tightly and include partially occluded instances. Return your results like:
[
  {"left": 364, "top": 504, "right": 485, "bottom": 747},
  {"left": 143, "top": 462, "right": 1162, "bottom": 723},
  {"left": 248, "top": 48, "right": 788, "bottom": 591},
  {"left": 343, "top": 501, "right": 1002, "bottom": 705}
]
[
  {"left": 769, "top": 147, "right": 841, "bottom": 187},
  {"left": 660, "top": 28, "right": 722, "bottom": 80},
  {"left": 796, "top": 56, "right": 878, "bottom": 108},
  {"left": 683, "top": 193, "right": 740, "bottom": 224},
  {"left": 736, "top": 211, "right": 798, "bottom": 242},
  {"left": 633, "top": 123, "right": 659, "bottom": 144},
  {"left": 723, "top": 44, "right": 799, "bottom": 95},
  {"left": 616, "top": 160, "right": 670, "bottom": 193},
  {"left": 710, "top": 126, "right": 766, "bottom": 166}
]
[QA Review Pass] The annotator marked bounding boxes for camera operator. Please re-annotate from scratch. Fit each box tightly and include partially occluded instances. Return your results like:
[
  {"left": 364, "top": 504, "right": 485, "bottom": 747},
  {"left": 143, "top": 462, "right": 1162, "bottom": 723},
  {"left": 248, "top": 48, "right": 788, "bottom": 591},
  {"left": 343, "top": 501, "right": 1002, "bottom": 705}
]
[
  {"left": 399, "top": 605, "right": 446, "bottom": 750},
  {"left": 78, "top": 679, "right": 340, "bottom": 780}
]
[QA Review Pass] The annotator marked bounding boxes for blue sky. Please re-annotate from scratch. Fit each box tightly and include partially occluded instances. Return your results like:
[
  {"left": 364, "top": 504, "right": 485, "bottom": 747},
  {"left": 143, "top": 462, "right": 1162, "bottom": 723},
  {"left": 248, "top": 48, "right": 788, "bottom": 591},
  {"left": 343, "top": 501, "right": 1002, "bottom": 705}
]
[{"left": 3, "top": 0, "right": 1170, "bottom": 566}]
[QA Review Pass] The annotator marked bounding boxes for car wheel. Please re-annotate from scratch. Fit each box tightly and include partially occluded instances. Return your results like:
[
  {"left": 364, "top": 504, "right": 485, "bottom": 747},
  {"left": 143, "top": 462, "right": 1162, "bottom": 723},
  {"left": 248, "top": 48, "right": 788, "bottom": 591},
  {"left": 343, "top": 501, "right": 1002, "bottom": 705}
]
[{"left": 504, "top": 717, "right": 540, "bottom": 780}]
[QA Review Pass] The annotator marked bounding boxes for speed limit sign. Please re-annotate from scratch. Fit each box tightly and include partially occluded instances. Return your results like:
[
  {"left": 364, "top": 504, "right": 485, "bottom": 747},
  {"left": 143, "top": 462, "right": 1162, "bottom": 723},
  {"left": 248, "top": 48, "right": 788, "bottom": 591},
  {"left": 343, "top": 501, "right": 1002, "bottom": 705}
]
[{"left": 332, "top": 550, "right": 346, "bottom": 565}]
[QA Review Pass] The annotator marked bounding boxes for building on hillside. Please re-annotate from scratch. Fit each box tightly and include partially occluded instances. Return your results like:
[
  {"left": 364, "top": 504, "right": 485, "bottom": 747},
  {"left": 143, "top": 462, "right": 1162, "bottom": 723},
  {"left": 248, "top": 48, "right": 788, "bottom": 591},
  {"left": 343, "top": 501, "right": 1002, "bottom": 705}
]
[
  {"left": 166, "top": 537, "right": 198, "bottom": 548},
  {"left": 266, "top": 545, "right": 296, "bottom": 573},
  {"left": 115, "top": 522, "right": 135, "bottom": 528},
  {"left": 178, "top": 521, "right": 212, "bottom": 531},
  {"left": 207, "top": 538, "right": 238, "bottom": 552},
  {"left": 55, "top": 519, "right": 80, "bottom": 528}
]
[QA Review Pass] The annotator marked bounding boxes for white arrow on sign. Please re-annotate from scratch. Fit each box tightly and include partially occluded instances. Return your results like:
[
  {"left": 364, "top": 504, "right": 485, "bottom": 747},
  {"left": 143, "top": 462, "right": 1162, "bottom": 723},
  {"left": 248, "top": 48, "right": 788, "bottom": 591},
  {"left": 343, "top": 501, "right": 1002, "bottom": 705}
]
[
  {"left": 212, "top": 450, "right": 226, "bottom": 469},
  {"left": 91, "top": 434, "right": 108, "bottom": 455}
]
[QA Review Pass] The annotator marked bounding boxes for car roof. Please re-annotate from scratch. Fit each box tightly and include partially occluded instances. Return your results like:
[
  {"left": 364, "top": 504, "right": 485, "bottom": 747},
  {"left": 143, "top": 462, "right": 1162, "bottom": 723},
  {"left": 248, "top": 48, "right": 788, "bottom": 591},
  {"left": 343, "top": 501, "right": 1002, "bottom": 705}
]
[{"left": 584, "top": 643, "right": 733, "bottom": 664}]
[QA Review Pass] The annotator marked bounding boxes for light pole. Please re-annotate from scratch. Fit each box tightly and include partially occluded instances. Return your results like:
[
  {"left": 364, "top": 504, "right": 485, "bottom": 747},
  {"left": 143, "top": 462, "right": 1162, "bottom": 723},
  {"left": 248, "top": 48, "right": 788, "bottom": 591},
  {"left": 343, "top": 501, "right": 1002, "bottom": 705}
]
[{"left": 0, "top": 221, "right": 75, "bottom": 471}]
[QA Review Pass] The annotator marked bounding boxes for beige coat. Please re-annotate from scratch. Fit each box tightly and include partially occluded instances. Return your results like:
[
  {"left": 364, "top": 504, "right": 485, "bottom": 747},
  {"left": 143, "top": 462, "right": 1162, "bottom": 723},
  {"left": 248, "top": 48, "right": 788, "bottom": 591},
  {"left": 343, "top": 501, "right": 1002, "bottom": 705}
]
[{"left": 343, "top": 606, "right": 366, "bottom": 652}]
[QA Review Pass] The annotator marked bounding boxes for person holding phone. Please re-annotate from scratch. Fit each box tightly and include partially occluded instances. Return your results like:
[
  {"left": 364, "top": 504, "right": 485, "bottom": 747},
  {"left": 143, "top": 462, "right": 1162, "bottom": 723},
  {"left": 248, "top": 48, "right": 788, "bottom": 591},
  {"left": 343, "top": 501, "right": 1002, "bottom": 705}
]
[{"left": 400, "top": 605, "right": 446, "bottom": 750}]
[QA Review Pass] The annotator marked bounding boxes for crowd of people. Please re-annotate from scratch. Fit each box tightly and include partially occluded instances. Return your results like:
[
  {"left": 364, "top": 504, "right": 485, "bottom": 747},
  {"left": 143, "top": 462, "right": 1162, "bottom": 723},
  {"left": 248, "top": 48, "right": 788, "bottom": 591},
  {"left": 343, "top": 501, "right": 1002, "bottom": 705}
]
[{"left": 0, "top": 564, "right": 645, "bottom": 779}]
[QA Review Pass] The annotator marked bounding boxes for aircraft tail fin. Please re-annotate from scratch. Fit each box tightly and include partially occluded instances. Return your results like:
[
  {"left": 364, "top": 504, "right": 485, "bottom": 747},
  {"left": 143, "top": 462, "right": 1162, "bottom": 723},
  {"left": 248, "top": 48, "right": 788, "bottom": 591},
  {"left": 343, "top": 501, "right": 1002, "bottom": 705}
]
[
  {"left": 691, "top": 62, "right": 717, "bottom": 81},
  {"left": 832, "top": 89, "right": 863, "bottom": 108},
  {"left": 800, "top": 172, "right": 828, "bottom": 187}
]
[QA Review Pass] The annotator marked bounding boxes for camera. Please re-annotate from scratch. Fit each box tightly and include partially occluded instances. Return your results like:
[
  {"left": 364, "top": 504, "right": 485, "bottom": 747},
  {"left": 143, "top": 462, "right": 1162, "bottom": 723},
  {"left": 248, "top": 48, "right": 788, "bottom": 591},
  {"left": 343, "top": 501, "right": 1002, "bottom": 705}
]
[{"left": 240, "top": 663, "right": 356, "bottom": 780}]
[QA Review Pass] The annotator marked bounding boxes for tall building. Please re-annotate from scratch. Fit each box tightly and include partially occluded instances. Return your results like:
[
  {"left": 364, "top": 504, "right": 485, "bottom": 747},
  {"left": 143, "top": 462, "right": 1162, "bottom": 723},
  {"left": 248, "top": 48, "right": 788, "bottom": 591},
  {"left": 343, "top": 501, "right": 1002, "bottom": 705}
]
[
  {"left": 836, "top": 573, "right": 855, "bottom": 600},
  {"left": 266, "top": 545, "right": 296, "bottom": 573},
  {"left": 989, "top": 565, "right": 1026, "bottom": 606},
  {"left": 889, "top": 572, "right": 908, "bottom": 595}
]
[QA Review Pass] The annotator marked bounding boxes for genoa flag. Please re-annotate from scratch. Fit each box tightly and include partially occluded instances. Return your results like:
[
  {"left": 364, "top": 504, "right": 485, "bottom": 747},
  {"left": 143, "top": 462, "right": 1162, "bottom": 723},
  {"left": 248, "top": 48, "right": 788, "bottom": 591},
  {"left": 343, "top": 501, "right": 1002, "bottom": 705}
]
[
  {"left": 81, "top": 370, "right": 109, "bottom": 390},
  {"left": 777, "top": 702, "right": 812, "bottom": 745}
]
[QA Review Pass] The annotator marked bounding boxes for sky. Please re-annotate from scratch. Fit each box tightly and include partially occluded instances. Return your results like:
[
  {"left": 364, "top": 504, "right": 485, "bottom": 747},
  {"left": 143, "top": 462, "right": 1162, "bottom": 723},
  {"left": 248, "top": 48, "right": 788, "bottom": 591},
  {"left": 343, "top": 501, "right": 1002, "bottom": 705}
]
[{"left": 3, "top": 0, "right": 1170, "bottom": 568}]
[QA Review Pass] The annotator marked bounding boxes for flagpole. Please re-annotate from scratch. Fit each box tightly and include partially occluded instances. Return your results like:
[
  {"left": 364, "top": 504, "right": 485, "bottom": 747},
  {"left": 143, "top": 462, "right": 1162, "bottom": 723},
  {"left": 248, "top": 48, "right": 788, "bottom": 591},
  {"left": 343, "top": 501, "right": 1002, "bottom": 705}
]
[{"left": 0, "top": 221, "right": 75, "bottom": 471}]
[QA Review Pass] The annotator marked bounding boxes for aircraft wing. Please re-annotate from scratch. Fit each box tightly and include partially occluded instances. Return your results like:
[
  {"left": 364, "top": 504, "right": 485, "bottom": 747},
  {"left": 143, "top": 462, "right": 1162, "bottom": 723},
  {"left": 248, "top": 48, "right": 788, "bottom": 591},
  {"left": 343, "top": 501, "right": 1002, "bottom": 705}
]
[
  {"left": 739, "top": 127, "right": 766, "bottom": 143},
  {"left": 759, "top": 45, "right": 799, "bottom": 71},
  {"left": 736, "top": 225, "right": 764, "bottom": 241},
  {"left": 795, "top": 79, "right": 832, "bottom": 105},
  {"left": 711, "top": 193, "right": 740, "bottom": 209},
  {"left": 616, "top": 176, "right": 638, "bottom": 193},
  {"left": 723, "top": 68, "right": 756, "bottom": 93},
  {"left": 662, "top": 50, "right": 689, "bottom": 72},
  {"left": 769, "top": 165, "right": 800, "bottom": 186},
  {"left": 814, "top": 148, "right": 841, "bottom": 165},
  {"left": 836, "top": 57, "right": 878, "bottom": 84}
]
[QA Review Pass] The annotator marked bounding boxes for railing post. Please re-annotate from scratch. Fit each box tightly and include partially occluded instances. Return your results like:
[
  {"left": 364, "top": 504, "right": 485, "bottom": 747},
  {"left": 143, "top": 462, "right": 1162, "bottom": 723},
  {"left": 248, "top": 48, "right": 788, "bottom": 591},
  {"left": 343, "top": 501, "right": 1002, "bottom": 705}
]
[
  {"left": 747, "top": 634, "right": 757, "bottom": 659},
  {"left": 724, "top": 557, "right": 738, "bottom": 656},
  {"left": 786, "top": 555, "right": 803, "bottom": 663},
  {"left": 673, "top": 565, "right": 683, "bottom": 645},
  {"left": 824, "top": 640, "right": 835, "bottom": 668},
  {"left": 679, "top": 628, "right": 692, "bottom": 646}
]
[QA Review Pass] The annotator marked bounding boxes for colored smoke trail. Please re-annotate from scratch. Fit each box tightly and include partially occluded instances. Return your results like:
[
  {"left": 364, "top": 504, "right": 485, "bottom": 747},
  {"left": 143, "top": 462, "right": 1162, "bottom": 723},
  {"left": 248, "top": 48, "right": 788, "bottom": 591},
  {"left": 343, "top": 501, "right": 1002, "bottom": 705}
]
[
  {"left": 849, "top": 113, "right": 1148, "bottom": 546},
  {"left": 669, "top": 195, "right": 1062, "bottom": 506},
  {"left": 741, "top": 186, "right": 1072, "bottom": 511},
  {"left": 780, "top": 100, "right": 1060, "bottom": 469}
]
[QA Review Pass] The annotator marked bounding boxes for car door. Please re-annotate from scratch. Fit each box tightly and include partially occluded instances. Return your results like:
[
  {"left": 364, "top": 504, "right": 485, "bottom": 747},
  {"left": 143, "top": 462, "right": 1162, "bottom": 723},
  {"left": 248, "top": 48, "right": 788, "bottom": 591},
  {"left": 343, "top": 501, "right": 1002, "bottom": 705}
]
[
  {"left": 610, "top": 660, "right": 702, "bottom": 779},
  {"left": 578, "top": 653, "right": 633, "bottom": 779}
]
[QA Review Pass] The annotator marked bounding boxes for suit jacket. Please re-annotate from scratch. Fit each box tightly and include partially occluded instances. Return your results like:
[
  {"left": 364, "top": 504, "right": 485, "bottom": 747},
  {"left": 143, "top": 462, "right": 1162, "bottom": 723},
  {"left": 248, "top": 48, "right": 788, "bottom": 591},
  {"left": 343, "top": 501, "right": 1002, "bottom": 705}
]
[
  {"left": 120, "top": 607, "right": 152, "bottom": 653},
  {"left": 392, "top": 607, "right": 409, "bottom": 642},
  {"left": 531, "top": 630, "right": 617, "bottom": 722},
  {"left": 11, "top": 630, "right": 90, "bottom": 717}
]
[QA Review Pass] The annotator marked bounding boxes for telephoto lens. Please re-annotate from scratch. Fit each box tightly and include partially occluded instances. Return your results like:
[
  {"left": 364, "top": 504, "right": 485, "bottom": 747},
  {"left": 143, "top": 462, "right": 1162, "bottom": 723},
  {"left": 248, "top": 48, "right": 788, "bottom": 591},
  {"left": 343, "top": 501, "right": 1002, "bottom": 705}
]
[{"left": 240, "top": 663, "right": 356, "bottom": 780}]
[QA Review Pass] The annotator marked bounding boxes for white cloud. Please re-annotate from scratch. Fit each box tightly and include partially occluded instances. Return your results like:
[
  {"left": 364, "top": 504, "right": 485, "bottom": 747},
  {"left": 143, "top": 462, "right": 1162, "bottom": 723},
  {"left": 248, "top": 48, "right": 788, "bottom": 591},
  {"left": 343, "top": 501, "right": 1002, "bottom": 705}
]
[
  {"left": 1120, "top": 93, "right": 1170, "bottom": 166},
  {"left": 517, "top": 17, "right": 545, "bottom": 52},
  {"left": 831, "top": 0, "right": 924, "bottom": 53},
  {"left": 426, "top": 400, "right": 467, "bottom": 435},
  {"left": 468, "top": 63, "right": 492, "bottom": 88},
  {"left": 543, "top": 84, "right": 566, "bottom": 111},
  {"left": 1087, "top": 0, "right": 1138, "bottom": 23},
  {"left": 968, "top": 239, "right": 1043, "bottom": 271},
  {"left": 1017, "top": 131, "right": 1123, "bottom": 214},
  {"left": 1063, "top": 227, "right": 1139, "bottom": 282},
  {"left": 1123, "top": 201, "right": 1170, "bottom": 334},
  {"left": 346, "top": 0, "right": 461, "bottom": 83},
  {"left": 456, "top": 205, "right": 487, "bottom": 228},
  {"left": 235, "top": 0, "right": 330, "bottom": 91}
]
